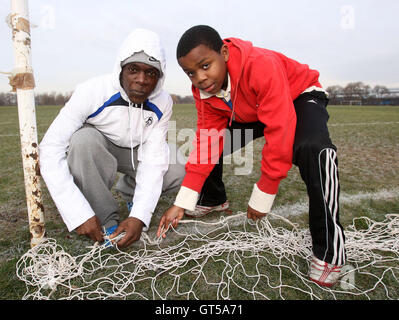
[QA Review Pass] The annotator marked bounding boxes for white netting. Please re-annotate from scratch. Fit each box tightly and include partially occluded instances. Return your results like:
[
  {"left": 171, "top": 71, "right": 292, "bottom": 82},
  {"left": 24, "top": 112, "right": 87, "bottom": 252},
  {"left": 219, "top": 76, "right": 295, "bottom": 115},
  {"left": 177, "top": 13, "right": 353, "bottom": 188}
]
[{"left": 16, "top": 212, "right": 399, "bottom": 300}]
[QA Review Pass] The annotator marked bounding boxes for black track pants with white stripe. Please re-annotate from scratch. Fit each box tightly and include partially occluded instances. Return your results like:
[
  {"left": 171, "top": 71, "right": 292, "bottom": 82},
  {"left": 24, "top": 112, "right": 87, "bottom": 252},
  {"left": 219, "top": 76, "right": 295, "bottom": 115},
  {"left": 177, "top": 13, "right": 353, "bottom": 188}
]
[{"left": 293, "top": 92, "right": 346, "bottom": 266}]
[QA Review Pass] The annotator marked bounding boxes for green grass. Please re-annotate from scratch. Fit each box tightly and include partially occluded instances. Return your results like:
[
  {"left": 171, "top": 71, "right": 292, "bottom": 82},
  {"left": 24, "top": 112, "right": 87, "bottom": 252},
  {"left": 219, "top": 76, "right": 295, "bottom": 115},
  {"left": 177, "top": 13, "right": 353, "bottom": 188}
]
[{"left": 0, "top": 104, "right": 399, "bottom": 299}]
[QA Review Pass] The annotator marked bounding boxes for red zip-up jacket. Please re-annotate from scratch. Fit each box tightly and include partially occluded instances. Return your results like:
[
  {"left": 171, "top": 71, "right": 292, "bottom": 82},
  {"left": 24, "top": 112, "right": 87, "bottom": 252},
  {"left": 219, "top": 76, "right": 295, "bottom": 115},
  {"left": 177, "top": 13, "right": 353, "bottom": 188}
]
[{"left": 181, "top": 37, "right": 322, "bottom": 196}]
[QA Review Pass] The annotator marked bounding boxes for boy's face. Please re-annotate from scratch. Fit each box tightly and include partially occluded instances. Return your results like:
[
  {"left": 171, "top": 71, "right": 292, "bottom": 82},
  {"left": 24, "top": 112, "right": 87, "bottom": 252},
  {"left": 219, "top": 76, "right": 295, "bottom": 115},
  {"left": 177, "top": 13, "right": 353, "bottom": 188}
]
[{"left": 178, "top": 44, "right": 229, "bottom": 95}]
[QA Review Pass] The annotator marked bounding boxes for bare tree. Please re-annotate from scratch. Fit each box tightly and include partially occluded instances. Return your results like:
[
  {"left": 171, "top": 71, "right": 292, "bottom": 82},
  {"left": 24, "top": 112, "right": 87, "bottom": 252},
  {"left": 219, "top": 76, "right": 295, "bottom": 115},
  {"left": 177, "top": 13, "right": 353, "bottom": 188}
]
[
  {"left": 372, "top": 85, "right": 389, "bottom": 99},
  {"left": 343, "top": 82, "right": 371, "bottom": 104},
  {"left": 326, "top": 85, "right": 344, "bottom": 104}
]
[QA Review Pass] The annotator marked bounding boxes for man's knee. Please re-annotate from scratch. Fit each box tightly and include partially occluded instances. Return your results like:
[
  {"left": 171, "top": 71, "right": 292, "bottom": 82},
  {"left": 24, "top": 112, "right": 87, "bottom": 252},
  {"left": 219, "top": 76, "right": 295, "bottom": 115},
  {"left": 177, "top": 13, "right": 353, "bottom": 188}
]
[
  {"left": 67, "top": 126, "right": 116, "bottom": 181},
  {"left": 69, "top": 125, "right": 106, "bottom": 154},
  {"left": 162, "top": 143, "right": 186, "bottom": 194}
]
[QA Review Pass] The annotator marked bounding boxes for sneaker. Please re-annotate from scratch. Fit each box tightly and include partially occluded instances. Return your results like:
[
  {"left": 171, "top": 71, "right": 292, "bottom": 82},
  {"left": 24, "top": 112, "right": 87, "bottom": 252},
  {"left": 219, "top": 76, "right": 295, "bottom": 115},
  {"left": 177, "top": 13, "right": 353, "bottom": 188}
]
[
  {"left": 103, "top": 225, "right": 118, "bottom": 248},
  {"left": 184, "top": 200, "right": 231, "bottom": 218},
  {"left": 309, "top": 255, "right": 343, "bottom": 287},
  {"left": 127, "top": 201, "right": 133, "bottom": 211}
]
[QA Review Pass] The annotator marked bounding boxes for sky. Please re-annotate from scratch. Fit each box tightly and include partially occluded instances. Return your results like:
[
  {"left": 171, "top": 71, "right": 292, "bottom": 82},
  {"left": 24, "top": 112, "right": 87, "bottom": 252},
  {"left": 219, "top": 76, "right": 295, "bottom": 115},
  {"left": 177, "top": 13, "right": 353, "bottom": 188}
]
[{"left": 0, "top": 0, "right": 398, "bottom": 97}]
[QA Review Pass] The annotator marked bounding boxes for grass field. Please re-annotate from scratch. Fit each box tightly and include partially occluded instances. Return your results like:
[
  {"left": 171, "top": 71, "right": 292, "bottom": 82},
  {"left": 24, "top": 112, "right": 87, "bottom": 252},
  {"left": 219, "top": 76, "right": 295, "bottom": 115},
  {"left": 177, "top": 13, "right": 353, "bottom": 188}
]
[{"left": 0, "top": 104, "right": 399, "bottom": 300}]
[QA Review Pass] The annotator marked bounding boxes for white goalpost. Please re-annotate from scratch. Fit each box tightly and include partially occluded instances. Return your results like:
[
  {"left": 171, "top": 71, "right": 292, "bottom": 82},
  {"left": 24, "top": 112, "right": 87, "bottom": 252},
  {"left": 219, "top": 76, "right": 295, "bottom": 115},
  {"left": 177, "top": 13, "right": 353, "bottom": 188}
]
[{"left": 8, "top": 0, "right": 45, "bottom": 247}]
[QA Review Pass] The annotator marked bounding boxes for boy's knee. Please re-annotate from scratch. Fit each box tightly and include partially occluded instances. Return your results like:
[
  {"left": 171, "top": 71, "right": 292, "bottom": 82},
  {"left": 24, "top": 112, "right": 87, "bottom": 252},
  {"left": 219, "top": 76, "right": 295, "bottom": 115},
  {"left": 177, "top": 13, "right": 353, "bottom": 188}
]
[{"left": 293, "top": 136, "right": 336, "bottom": 165}]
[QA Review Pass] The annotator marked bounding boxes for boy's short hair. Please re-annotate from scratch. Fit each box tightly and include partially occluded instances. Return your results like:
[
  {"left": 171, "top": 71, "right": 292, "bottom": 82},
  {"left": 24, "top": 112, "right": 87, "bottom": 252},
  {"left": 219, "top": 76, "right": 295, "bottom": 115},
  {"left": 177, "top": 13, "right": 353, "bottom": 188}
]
[{"left": 176, "top": 25, "right": 224, "bottom": 59}]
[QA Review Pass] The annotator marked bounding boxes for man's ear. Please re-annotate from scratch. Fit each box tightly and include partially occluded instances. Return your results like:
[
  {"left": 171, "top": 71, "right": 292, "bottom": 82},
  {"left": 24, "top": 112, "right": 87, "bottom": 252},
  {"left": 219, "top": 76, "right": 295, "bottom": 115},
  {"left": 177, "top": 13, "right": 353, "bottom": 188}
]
[{"left": 220, "top": 44, "right": 229, "bottom": 62}]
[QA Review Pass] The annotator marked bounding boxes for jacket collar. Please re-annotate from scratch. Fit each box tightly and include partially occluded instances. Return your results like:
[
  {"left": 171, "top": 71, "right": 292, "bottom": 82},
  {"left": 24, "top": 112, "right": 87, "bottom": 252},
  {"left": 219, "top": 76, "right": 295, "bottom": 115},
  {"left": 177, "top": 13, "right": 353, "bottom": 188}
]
[{"left": 199, "top": 73, "right": 231, "bottom": 101}]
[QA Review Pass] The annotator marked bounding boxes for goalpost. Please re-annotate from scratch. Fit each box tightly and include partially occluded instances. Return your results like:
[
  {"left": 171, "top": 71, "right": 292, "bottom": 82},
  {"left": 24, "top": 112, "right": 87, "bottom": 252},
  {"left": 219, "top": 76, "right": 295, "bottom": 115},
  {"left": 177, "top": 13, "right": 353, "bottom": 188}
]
[{"left": 8, "top": 0, "right": 45, "bottom": 247}]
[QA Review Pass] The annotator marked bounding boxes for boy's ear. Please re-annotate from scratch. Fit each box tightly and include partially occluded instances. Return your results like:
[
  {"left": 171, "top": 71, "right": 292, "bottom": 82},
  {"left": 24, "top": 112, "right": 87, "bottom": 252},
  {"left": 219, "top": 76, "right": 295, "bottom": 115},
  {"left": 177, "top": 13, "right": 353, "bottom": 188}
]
[{"left": 220, "top": 44, "right": 229, "bottom": 62}]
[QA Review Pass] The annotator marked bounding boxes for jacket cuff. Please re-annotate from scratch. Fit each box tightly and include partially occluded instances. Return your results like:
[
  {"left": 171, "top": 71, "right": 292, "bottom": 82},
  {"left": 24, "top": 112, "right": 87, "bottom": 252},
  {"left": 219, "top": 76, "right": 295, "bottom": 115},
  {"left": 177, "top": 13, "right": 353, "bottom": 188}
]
[
  {"left": 66, "top": 212, "right": 95, "bottom": 232},
  {"left": 248, "top": 183, "right": 276, "bottom": 213},
  {"left": 174, "top": 186, "right": 199, "bottom": 211},
  {"left": 129, "top": 206, "right": 152, "bottom": 229},
  {"left": 257, "top": 173, "right": 281, "bottom": 194},
  {"left": 181, "top": 171, "right": 208, "bottom": 193}
]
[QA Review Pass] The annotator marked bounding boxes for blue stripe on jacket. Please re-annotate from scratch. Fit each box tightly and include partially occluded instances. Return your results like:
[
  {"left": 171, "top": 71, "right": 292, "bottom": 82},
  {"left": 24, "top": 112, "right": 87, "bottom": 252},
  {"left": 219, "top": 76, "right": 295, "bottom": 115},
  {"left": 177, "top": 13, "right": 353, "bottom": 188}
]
[
  {"left": 145, "top": 99, "right": 163, "bottom": 121},
  {"left": 87, "top": 92, "right": 122, "bottom": 119},
  {"left": 87, "top": 92, "right": 163, "bottom": 121}
]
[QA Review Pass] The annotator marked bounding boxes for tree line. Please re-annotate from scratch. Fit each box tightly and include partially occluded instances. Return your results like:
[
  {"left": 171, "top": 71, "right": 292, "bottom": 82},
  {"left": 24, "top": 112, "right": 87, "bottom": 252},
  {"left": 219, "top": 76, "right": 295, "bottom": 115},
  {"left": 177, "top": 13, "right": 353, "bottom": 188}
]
[
  {"left": 0, "top": 91, "right": 73, "bottom": 106},
  {"left": 0, "top": 91, "right": 195, "bottom": 106},
  {"left": 0, "top": 82, "right": 398, "bottom": 106},
  {"left": 326, "top": 82, "right": 399, "bottom": 105}
]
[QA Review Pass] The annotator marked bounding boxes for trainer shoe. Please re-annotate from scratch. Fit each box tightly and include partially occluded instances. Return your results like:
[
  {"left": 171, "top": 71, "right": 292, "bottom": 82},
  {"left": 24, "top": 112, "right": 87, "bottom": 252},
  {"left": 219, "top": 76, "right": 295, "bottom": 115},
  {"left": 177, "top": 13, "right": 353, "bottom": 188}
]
[
  {"left": 127, "top": 201, "right": 133, "bottom": 211},
  {"left": 309, "top": 255, "right": 343, "bottom": 287},
  {"left": 103, "top": 225, "right": 118, "bottom": 248},
  {"left": 184, "top": 200, "right": 230, "bottom": 218}
]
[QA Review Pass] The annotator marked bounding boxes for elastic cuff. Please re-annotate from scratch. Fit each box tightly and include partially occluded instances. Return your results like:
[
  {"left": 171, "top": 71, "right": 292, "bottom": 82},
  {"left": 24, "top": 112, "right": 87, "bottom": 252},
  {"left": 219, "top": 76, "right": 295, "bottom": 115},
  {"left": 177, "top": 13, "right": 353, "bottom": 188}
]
[
  {"left": 67, "top": 213, "right": 95, "bottom": 232},
  {"left": 127, "top": 215, "right": 149, "bottom": 232},
  {"left": 248, "top": 183, "right": 276, "bottom": 213},
  {"left": 257, "top": 173, "right": 281, "bottom": 194},
  {"left": 129, "top": 209, "right": 152, "bottom": 229},
  {"left": 181, "top": 171, "right": 208, "bottom": 193},
  {"left": 174, "top": 186, "right": 199, "bottom": 211}
]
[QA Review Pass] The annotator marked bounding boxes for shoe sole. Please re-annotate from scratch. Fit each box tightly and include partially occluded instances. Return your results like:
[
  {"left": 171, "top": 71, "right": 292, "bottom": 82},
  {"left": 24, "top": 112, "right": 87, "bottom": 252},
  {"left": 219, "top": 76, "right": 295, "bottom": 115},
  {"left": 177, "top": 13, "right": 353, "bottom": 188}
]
[{"left": 309, "top": 277, "right": 336, "bottom": 288}]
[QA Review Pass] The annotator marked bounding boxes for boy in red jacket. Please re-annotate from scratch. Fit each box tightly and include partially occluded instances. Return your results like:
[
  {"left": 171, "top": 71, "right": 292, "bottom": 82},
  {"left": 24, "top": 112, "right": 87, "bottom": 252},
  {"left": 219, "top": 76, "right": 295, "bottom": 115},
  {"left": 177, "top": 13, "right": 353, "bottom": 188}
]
[{"left": 157, "top": 25, "right": 345, "bottom": 287}]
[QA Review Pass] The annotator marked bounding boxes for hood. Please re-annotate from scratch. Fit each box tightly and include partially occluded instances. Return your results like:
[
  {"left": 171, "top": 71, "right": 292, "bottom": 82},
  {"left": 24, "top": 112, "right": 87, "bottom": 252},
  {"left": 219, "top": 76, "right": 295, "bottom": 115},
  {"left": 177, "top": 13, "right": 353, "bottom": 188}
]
[
  {"left": 224, "top": 37, "right": 254, "bottom": 125},
  {"left": 224, "top": 37, "right": 253, "bottom": 85},
  {"left": 113, "top": 28, "right": 167, "bottom": 101}
]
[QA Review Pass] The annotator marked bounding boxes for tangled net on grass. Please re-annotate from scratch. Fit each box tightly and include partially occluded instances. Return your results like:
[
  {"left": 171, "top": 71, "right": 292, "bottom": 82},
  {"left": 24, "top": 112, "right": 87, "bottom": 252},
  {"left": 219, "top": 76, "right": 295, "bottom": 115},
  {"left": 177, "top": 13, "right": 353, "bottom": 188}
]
[{"left": 16, "top": 212, "right": 399, "bottom": 300}]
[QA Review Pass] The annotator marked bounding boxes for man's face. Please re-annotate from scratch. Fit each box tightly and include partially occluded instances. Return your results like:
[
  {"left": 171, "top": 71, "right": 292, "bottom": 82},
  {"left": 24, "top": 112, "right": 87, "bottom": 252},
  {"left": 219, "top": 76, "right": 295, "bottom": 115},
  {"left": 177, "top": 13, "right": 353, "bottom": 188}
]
[
  {"left": 120, "top": 62, "right": 160, "bottom": 103},
  {"left": 178, "top": 44, "right": 229, "bottom": 95}
]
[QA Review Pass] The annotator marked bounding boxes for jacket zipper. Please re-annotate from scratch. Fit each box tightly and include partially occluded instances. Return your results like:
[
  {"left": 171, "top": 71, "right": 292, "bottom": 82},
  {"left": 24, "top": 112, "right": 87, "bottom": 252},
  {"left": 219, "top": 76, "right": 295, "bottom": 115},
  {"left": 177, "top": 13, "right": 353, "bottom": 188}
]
[{"left": 207, "top": 102, "right": 244, "bottom": 123}]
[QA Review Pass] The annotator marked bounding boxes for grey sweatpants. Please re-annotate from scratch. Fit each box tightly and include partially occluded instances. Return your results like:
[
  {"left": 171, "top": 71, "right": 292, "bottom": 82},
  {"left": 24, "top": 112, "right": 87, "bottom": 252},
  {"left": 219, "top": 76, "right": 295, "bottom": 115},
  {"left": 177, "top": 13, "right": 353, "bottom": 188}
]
[{"left": 67, "top": 125, "right": 186, "bottom": 229}]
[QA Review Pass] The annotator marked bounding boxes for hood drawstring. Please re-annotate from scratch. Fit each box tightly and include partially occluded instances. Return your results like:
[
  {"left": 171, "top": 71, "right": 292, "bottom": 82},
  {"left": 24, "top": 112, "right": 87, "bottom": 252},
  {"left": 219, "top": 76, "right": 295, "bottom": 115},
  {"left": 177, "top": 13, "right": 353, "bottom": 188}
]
[
  {"left": 140, "top": 103, "right": 144, "bottom": 149},
  {"left": 128, "top": 102, "right": 145, "bottom": 171},
  {"left": 228, "top": 70, "right": 242, "bottom": 127},
  {"left": 128, "top": 102, "right": 136, "bottom": 170},
  {"left": 228, "top": 98, "right": 236, "bottom": 127},
  {"left": 227, "top": 40, "right": 245, "bottom": 127}
]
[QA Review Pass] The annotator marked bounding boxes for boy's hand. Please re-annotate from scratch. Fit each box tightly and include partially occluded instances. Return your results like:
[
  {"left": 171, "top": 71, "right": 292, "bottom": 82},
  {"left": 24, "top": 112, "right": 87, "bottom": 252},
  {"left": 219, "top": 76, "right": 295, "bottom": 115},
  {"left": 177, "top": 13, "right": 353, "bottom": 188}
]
[
  {"left": 156, "top": 205, "right": 185, "bottom": 238},
  {"left": 76, "top": 216, "right": 104, "bottom": 242},
  {"left": 247, "top": 205, "right": 267, "bottom": 221},
  {"left": 109, "top": 217, "right": 143, "bottom": 248}
]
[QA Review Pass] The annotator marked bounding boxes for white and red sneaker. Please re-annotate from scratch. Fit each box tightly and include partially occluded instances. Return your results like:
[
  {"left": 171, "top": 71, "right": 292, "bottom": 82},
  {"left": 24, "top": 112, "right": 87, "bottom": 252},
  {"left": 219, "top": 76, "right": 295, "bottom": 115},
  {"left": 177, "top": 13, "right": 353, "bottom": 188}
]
[
  {"left": 309, "top": 255, "right": 343, "bottom": 287},
  {"left": 184, "top": 200, "right": 231, "bottom": 218}
]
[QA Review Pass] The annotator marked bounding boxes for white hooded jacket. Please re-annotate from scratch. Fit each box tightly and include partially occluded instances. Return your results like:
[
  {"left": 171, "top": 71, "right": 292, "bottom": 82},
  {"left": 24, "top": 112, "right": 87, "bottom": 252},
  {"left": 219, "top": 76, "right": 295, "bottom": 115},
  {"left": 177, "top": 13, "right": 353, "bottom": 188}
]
[{"left": 39, "top": 29, "right": 172, "bottom": 231}]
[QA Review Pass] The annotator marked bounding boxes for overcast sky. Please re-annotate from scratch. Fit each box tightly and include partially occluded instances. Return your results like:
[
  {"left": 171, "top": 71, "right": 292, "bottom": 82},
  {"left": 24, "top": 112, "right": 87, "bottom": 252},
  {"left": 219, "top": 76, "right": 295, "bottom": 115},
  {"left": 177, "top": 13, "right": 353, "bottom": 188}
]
[{"left": 1, "top": 0, "right": 398, "bottom": 96}]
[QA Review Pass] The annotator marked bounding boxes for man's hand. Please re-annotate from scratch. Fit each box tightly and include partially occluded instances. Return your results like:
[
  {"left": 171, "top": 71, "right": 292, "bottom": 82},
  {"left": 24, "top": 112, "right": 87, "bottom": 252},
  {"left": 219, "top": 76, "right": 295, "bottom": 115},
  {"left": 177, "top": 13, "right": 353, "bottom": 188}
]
[
  {"left": 76, "top": 216, "right": 104, "bottom": 242},
  {"left": 247, "top": 204, "right": 267, "bottom": 221},
  {"left": 156, "top": 205, "right": 185, "bottom": 239},
  {"left": 109, "top": 217, "right": 143, "bottom": 249}
]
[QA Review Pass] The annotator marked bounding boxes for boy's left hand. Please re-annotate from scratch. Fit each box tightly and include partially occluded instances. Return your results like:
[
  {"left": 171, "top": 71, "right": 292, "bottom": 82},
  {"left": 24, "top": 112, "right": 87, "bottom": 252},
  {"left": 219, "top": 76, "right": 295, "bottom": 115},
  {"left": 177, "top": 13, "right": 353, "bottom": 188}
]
[
  {"left": 247, "top": 205, "right": 267, "bottom": 221},
  {"left": 156, "top": 205, "right": 185, "bottom": 239}
]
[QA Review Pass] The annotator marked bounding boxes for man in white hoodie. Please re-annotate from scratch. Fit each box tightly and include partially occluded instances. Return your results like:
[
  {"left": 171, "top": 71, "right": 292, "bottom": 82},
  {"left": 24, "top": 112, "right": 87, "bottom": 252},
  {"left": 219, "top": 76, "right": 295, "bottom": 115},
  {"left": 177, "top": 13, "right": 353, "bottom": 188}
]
[{"left": 39, "top": 29, "right": 185, "bottom": 248}]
